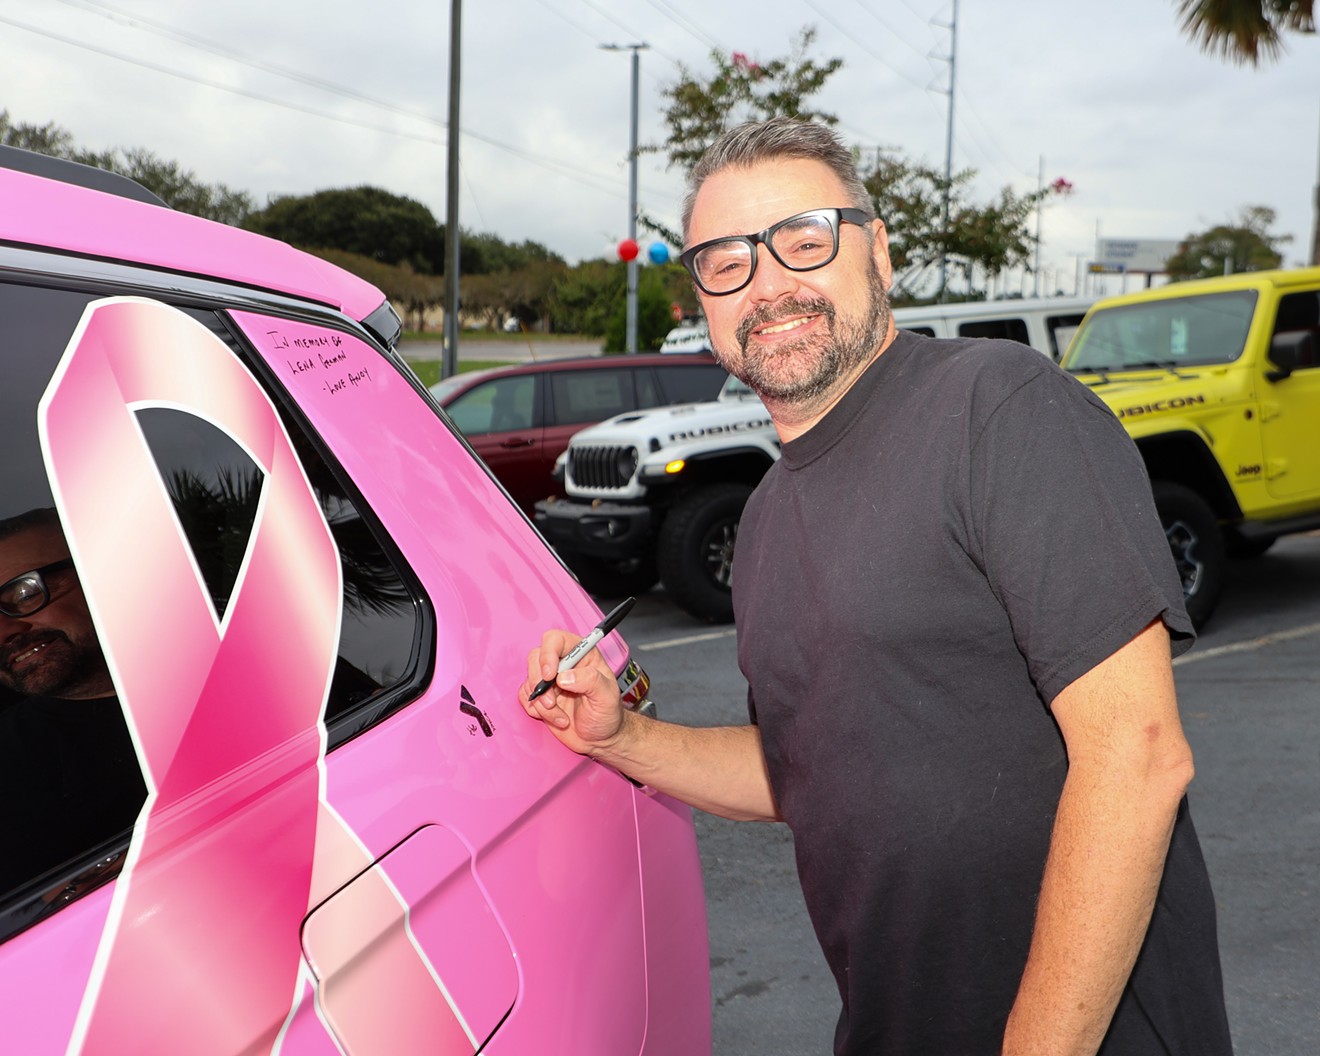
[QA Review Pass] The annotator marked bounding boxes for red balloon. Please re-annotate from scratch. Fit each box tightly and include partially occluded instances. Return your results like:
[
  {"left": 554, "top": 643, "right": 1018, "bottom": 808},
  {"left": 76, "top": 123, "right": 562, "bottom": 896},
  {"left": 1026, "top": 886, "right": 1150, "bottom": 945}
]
[{"left": 617, "top": 238, "right": 640, "bottom": 262}]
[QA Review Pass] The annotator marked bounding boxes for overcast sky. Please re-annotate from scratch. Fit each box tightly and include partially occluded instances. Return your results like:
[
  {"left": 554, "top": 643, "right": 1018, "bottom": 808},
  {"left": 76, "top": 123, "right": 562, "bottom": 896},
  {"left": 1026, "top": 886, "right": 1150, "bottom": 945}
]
[{"left": 4, "top": 0, "right": 1317, "bottom": 297}]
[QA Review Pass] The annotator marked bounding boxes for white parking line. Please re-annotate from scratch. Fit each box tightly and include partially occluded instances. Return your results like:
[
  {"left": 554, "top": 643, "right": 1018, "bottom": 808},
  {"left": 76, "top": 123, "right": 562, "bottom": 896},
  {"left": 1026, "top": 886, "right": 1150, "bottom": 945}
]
[
  {"left": 1174, "top": 620, "right": 1320, "bottom": 666},
  {"left": 637, "top": 628, "right": 739, "bottom": 651}
]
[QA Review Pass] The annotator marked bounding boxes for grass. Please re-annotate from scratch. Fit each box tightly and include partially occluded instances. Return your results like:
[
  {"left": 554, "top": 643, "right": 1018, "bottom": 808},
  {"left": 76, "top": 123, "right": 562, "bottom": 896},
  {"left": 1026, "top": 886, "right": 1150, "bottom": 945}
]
[
  {"left": 406, "top": 359, "right": 514, "bottom": 387},
  {"left": 401, "top": 330, "right": 594, "bottom": 344}
]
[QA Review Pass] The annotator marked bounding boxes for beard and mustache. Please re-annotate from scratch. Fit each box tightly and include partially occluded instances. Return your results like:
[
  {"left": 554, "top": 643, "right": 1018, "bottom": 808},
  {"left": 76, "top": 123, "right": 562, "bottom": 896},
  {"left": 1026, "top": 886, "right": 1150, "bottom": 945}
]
[
  {"left": 715, "top": 264, "right": 892, "bottom": 407},
  {"left": 0, "top": 627, "right": 111, "bottom": 699}
]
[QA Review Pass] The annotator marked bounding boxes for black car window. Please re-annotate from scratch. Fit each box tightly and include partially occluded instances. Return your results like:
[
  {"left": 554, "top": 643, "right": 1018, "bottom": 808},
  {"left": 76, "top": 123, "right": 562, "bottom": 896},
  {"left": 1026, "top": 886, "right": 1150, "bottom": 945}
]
[
  {"left": 549, "top": 368, "right": 638, "bottom": 426},
  {"left": 959, "top": 317, "right": 1030, "bottom": 345},
  {"left": 1046, "top": 313, "right": 1087, "bottom": 361},
  {"left": 0, "top": 280, "right": 423, "bottom": 938},
  {"left": 446, "top": 375, "right": 538, "bottom": 434},
  {"left": 654, "top": 363, "right": 727, "bottom": 405}
]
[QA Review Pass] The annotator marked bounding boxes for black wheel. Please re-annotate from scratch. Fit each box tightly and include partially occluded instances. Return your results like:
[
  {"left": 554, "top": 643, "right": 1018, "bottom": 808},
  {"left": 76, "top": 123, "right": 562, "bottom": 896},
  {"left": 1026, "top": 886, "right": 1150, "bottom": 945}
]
[
  {"left": 565, "top": 554, "right": 658, "bottom": 598},
  {"left": 1152, "top": 481, "right": 1225, "bottom": 628},
  {"left": 656, "top": 483, "right": 752, "bottom": 623}
]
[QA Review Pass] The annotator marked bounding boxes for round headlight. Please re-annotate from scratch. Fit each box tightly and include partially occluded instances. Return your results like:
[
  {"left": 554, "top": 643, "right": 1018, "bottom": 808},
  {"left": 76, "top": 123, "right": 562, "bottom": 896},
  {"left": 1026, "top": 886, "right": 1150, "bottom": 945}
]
[{"left": 616, "top": 446, "right": 639, "bottom": 481}]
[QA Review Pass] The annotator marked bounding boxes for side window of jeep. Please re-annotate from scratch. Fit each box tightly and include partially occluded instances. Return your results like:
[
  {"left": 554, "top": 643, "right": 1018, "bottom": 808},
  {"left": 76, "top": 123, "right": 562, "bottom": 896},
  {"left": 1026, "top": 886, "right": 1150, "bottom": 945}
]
[
  {"left": 0, "top": 281, "right": 423, "bottom": 938},
  {"left": 1272, "top": 292, "right": 1320, "bottom": 371},
  {"left": 959, "top": 317, "right": 1030, "bottom": 345}
]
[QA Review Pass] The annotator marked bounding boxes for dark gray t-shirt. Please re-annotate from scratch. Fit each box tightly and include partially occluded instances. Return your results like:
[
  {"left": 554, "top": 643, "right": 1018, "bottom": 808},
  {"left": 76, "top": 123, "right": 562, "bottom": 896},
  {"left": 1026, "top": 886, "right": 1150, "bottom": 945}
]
[{"left": 734, "top": 331, "right": 1230, "bottom": 1055}]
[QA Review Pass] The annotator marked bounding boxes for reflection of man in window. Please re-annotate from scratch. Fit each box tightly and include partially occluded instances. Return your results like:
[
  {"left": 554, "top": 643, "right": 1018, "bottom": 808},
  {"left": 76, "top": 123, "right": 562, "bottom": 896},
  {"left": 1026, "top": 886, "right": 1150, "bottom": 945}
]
[{"left": 0, "top": 508, "right": 146, "bottom": 898}]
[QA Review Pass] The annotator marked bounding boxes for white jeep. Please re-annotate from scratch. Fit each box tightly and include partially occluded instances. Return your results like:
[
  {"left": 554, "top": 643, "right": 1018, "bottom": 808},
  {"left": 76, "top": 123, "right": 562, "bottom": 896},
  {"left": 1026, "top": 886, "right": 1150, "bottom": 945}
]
[{"left": 535, "top": 376, "right": 778, "bottom": 622}]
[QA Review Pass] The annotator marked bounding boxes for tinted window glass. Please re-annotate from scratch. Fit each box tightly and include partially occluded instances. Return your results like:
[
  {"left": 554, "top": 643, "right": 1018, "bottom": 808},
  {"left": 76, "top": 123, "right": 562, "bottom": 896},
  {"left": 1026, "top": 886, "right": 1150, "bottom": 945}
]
[
  {"left": 0, "top": 283, "right": 146, "bottom": 930},
  {"left": 654, "top": 363, "right": 727, "bottom": 404},
  {"left": 0, "top": 280, "right": 421, "bottom": 935},
  {"left": 446, "top": 375, "right": 538, "bottom": 434},
  {"left": 905, "top": 326, "right": 936, "bottom": 337},
  {"left": 549, "top": 368, "right": 637, "bottom": 426},
  {"left": 959, "top": 318, "right": 1029, "bottom": 345},
  {"left": 1046, "top": 313, "right": 1087, "bottom": 361}
]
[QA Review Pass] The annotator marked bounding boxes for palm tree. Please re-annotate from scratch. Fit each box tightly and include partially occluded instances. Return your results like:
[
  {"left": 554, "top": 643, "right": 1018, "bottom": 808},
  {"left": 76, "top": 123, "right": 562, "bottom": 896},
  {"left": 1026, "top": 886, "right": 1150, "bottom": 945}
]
[
  {"left": 1175, "top": 2, "right": 1318, "bottom": 266},
  {"left": 1173, "top": 0, "right": 1314, "bottom": 65}
]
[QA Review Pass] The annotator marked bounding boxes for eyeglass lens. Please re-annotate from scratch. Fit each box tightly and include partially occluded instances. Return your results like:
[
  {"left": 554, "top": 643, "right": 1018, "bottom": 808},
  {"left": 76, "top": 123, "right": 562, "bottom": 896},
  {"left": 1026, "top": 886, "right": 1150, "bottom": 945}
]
[
  {"left": 0, "top": 573, "right": 49, "bottom": 616},
  {"left": 0, "top": 560, "right": 71, "bottom": 617},
  {"left": 692, "top": 212, "right": 838, "bottom": 294}
]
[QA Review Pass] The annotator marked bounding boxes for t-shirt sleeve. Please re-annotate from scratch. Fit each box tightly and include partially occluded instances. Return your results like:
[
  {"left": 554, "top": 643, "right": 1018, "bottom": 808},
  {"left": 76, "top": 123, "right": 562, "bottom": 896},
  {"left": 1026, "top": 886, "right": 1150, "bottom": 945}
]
[{"left": 966, "top": 365, "right": 1194, "bottom": 704}]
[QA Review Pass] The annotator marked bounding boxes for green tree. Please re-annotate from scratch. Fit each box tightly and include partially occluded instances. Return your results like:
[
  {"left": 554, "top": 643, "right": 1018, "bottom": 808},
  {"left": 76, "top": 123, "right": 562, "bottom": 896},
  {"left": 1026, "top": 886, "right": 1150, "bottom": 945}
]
[
  {"left": 245, "top": 187, "right": 444, "bottom": 272},
  {"left": 463, "top": 231, "right": 564, "bottom": 274},
  {"left": 1, "top": 110, "right": 254, "bottom": 223},
  {"left": 863, "top": 155, "right": 1049, "bottom": 300},
  {"left": 650, "top": 27, "right": 843, "bottom": 173},
  {"left": 1173, "top": 0, "right": 1315, "bottom": 65},
  {"left": 310, "top": 248, "right": 444, "bottom": 331},
  {"left": 1163, "top": 205, "right": 1290, "bottom": 279},
  {"left": 1172, "top": 2, "right": 1318, "bottom": 266},
  {"left": 549, "top": 259, "right": 626, "bottom": 336},
  {"left": 603, "top": 267, "right": 678, "bottom": 352}
]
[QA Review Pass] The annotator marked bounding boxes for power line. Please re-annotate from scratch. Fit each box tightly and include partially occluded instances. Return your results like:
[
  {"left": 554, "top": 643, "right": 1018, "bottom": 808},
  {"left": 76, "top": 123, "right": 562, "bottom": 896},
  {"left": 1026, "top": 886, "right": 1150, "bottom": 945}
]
[
  {"left": 2, "top": 9, "right": 633, "bottom": 202},
  {"left": 0, "top": 12, "right": 446, "bottom": 145},
  {"left": 49, "top": 0, "right": 443, "bottom": 127}
]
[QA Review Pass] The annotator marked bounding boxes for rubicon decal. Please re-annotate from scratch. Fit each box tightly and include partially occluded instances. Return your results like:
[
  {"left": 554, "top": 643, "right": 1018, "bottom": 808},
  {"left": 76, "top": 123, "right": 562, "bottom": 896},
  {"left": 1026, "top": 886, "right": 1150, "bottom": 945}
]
[
  {"left": 1117, "top": 395, "right": 1206, "bottom": 419},
  {"left": 668, "top": 418, "right": 772, "bottom": 442}
]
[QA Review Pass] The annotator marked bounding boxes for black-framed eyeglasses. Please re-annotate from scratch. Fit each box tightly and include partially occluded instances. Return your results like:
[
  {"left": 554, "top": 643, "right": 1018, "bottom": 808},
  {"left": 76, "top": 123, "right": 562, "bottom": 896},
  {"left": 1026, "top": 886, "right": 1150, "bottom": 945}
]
[
  {"left": 680, "top": 207, "right": 873, "bottom": 296},
  {"left": 0, "top": 558, "right": 76, "bottom": 618}
]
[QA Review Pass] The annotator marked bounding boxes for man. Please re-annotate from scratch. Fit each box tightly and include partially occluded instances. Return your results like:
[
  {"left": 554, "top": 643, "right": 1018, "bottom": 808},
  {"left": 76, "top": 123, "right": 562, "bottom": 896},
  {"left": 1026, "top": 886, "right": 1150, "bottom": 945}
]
[
  {"left": 520, "top": 118, "right": 1231, "bottom": 1055},
  {"left": 0, "top": 507, "right": 145, "bottom": 898}
]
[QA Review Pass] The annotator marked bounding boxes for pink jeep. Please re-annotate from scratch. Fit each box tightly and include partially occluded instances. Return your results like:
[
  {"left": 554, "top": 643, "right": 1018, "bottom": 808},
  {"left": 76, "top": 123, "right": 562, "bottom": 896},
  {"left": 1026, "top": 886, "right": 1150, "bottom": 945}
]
[{"left": 0, "top": 147, "right": 709, "bottom": 1055}]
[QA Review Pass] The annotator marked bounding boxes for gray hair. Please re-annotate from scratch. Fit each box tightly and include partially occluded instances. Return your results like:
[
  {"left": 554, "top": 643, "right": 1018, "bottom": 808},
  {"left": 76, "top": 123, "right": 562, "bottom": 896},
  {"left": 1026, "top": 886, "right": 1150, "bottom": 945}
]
[{"left": 680, "top": 117, "right": 875, "bottom": 242}]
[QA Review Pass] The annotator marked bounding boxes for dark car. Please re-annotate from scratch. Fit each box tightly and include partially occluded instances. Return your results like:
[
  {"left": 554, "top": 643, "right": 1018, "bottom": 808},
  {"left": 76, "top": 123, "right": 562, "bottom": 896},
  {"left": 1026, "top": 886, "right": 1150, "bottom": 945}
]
[{"left": 432, "top": 353, "right": 727, "bottom": 513}]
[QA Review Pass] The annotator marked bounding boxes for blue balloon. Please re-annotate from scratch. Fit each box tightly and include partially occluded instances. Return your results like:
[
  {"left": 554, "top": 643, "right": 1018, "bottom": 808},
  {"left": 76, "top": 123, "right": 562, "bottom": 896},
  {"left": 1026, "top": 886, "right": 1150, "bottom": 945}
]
[{"left": 647, "top": 241, "right": 670, "bottom": 265}]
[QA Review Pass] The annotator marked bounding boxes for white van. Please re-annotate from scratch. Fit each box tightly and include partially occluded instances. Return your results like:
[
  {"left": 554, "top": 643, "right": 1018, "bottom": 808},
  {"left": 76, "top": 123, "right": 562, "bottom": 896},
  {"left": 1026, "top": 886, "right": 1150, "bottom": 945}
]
[
  {"left": 892, "top": 297, "right": 1094, "bottom": 361},
  {"left": 661, "top": 297, "right": 1092, "bottom": 361}
]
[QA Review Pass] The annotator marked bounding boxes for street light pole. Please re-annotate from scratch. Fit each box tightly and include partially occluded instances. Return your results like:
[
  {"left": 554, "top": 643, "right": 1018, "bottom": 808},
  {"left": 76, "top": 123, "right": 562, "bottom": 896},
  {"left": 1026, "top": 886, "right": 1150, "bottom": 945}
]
[
  {"left": 602, "top": 43, "right": 648, "bottom": 353},
  {"left": 442, "top": 0, "right": 462, "bottom": 378}
]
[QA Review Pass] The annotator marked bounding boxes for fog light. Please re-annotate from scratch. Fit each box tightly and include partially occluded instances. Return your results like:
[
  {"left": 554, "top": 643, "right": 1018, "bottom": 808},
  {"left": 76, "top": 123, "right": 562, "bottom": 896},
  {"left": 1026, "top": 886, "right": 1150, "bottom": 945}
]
[{"left": 665, "top": 459, "right": 686, "bottom": 475}]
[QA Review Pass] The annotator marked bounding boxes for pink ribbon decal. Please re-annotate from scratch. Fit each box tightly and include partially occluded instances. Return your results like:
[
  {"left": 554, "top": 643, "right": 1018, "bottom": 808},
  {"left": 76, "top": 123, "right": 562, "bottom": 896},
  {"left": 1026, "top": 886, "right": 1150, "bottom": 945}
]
[{"left": 40, "top": 299, "right": 471, "bottom": 1055}]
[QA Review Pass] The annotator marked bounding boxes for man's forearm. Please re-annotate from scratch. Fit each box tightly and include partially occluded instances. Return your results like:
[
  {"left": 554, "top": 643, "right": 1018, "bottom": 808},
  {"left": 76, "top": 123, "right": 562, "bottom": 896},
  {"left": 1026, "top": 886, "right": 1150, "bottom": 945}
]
[
  {"left": 1001, "top": 758, "right": 1190, "bottom": 1055},
  {"left": 594, "top": 714, "right": 781, "bottom": 822}
]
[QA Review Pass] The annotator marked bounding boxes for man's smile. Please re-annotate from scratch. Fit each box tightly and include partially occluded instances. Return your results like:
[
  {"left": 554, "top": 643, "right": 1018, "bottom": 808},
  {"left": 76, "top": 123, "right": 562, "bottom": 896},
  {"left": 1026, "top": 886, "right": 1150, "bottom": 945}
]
[
  {"left": 754, "top": 316, "right": 817, "bottom": 337},
  {"left": 1, "top": 631, "right": 64, "bottom": 676}
]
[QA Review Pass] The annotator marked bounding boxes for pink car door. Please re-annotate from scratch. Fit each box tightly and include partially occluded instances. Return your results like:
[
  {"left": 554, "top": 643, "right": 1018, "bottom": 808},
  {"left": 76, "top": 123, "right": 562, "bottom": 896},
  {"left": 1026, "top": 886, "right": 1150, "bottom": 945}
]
[{"left": 0, "top": 293, "right": 667, "bottom": 1054}]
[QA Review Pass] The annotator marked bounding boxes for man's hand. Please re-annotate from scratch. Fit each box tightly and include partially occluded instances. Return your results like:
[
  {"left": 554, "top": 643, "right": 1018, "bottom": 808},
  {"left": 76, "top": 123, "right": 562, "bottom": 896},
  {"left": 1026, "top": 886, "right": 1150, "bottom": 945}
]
[
  {"left": 519, "top": 630, "right": 627, "bottom": 757},
  {"left": 515, "top": 629, "right": 782, "bottom": 823}
]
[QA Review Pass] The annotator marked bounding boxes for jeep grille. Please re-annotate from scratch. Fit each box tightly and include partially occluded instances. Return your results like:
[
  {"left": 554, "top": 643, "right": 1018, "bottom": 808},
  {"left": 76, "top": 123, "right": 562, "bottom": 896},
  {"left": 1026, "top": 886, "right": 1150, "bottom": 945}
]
[{"left": 568, "top": 444, "right": 637, "bottom": 489}]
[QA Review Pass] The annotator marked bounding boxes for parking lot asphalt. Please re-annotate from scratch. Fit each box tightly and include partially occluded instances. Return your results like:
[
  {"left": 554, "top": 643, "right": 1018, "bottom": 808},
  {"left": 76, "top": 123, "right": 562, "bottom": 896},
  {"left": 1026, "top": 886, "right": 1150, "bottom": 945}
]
[{"left": 624, "top": 532, "right": 1320, "bottom": 1055}]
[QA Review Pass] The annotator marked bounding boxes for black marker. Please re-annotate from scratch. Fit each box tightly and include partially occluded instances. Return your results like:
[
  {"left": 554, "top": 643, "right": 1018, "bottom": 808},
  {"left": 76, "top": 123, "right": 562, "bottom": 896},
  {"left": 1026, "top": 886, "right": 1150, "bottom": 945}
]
[{"left": 528, "top": 596, "right": 637, "bottom": 700}]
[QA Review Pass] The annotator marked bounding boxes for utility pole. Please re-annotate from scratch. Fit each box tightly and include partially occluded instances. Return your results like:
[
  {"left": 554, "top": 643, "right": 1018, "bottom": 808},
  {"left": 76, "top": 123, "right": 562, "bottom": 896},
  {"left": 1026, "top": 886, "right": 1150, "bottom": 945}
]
[
  {"left": 602, "top": 43, "right": 648, "bottom": 353},
  {"left": 933, "top": 0, "right": 958, "bottom": 301},
  {"left": 1033, "top": 157, "right": 1044, "bottom": 297},
  {"left": 1311, "top": 93, "right": 1319, "bottom": 266},
  {"left": 442, "top": 0, "right": 462, "bottom": 378}
]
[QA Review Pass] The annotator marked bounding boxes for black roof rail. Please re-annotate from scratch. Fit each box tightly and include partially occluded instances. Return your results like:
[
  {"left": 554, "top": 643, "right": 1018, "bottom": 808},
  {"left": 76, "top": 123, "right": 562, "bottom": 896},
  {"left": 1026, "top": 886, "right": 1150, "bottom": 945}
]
[{"left": 0, "top": 144, "right": 167, "bottom": 207}]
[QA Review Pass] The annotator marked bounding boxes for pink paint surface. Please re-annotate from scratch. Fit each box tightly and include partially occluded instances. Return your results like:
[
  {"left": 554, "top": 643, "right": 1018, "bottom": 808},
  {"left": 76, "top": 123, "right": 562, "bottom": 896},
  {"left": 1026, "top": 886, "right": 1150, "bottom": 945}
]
[
  {"left": 0, "top": 291, "right": 710, "bottom": 1055},
  {"left": 0, "top": 168, "right": 383, "bottom": 320}
]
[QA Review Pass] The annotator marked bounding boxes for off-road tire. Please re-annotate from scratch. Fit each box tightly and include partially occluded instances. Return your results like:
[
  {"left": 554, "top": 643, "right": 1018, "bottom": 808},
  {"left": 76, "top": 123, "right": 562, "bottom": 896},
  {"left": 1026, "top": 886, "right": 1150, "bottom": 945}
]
[
  {"left": 1152, "top": 481, "right": 1225, "bottom": 628},
  {"left": 657, "top": 483, "right": 752, "bottom": 624}
]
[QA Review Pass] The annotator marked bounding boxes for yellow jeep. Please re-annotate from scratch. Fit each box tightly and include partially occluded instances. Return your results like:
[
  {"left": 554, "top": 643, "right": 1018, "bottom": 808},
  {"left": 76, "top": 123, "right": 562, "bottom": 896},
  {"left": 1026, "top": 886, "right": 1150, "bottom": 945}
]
[{"left": 1062, "top": 266, "right": 1320, "bottom": 626}]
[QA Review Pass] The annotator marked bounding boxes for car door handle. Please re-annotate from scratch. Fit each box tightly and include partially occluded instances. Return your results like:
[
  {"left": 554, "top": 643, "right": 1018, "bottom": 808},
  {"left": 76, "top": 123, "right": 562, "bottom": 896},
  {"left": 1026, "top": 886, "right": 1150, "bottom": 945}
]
[{"left": 499, "top": 437, "right": 534, "bottom": 448}]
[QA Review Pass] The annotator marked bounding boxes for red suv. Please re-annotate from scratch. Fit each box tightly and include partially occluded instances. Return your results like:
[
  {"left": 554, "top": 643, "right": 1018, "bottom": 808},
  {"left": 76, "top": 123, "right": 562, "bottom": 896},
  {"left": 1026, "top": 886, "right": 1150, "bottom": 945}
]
[{"left": 433, "top": 354, "right": 726, "bottom": 514}]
